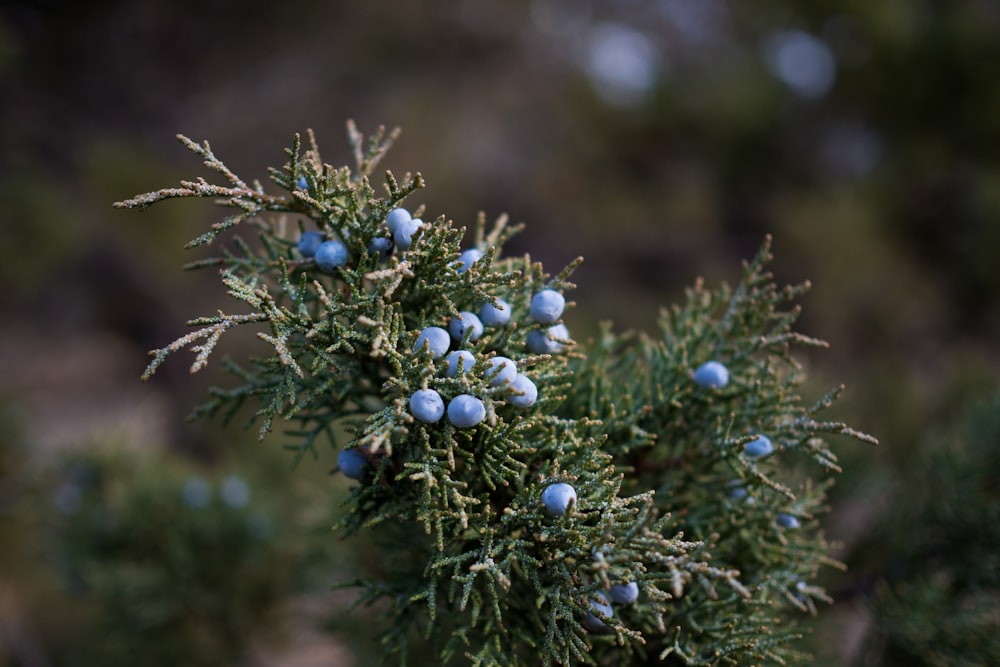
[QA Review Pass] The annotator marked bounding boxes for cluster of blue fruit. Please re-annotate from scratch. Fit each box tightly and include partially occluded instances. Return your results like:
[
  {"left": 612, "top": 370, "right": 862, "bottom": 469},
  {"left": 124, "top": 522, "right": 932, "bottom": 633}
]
[{"left": 327, "top": 207, "right": 573, "bottom": 486}]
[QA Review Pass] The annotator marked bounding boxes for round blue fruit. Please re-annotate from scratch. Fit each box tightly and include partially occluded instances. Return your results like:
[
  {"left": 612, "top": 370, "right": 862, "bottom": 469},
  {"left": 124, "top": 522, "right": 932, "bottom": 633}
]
[
  {"left": 693, "top": 361, "right": 729, "bottom": 388},
  {"left": 530, "top": 289, "right": 566, "bottom": 323},
  {"left": 744, "top": 435, "right": 774, "bottom": 458},
  {"left": 315, "top": 239, "right": 349, "bottom": 272},
  {"left": 541, "top": 482, "right": 576, "bottom": 516},
  {"left": 507, "top": 374, "right": 538, "bottom": 408},
  {"left": 394, "top": 217, "right": 423, "bottom": 250},
  {"left": 295, "top": 175, "right": 309, "bottom": 191},
  {"left": 368, "top": 236, "right": 394, "bottom": 259},
  {"left": 457, "top": 248, "right": 483, "bottom": 273},
  {"left": 445, "top": 350, "right": 476, "bottom": 377},
  {"left": 449, "top": 312, "right": 484, "bottom": 342},
  {"left": 385, "top": 207, "right": 411, "bottom": 234},
  {"left": 776, "top": 513, "right": 800, "bottom": 529},
  {"left": 447, "top": 394, "right": 486, "bottom": 428},
  {"left": 479, "top": 298, "right": 511, "bottom": 327},
  {"left": 526, "top": 323, "right": 570, "bottom": 354},
  {"left": 582, "top": 592, "right": 613, "bottom": 631},
  {"left": 338, "top": 448, "right": 369, "bottom": 480},
  {"left": 297, "top": 231, "right": 325, "bottom": 258},
  {"left": 609, "top": 581, "right": 639, "bottom": 605},
  {"left": 485, "top": 356, "right": 517, "bottom": 386},
  {"left": 410, "top": 388, "right": 445, "bottom": 423},
  {"left": 414, "top": 327, "right": 450, "bottom": 359}
]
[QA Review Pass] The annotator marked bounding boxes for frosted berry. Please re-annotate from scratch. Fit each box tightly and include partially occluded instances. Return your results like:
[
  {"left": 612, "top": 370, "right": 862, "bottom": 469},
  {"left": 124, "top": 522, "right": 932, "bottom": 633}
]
[
  {"left": 485, "top": 356, "right": 517, "bottom": 387},
  {"left": 414, "top": 327, "right": 450, "bottom": 359},
  {"left": 530, "top": 289, "right": 566, "bottom": 323},
  {"left": 315, "top": 239, "right": 349, "bottom": 272},
  {"left": 526, "top": 323, "right": 570, "bottom": 354},
  {"left": 445, "top": 350, "right": 476, "bottom": 377},
  {"left": 507, "top": 374, "right": 538, "bottom": 408},
  {"left": 776, "top": 513, "right": 800, "bottom": 529},
  {"left": 457, "top": 248, "right": 483, "bottom": 273},
  {"left": 725, "top": 482, "right": 749, "bottom": 500},
  {"left": 582, "top": 592, "right": 613, "bottom": 631},
  {"left": 295, "top": 175, "right": 308, "bottom": 191},
  {"left": 447, "top": 394, "right": 486, "bottom": 428},
  {"left": 744, "top": 435, "right": 774, "bottom": 458},
  {"left": 368, "top": 236, "right": 394, "bottom": 259},
  {"left": 693, "top": 361, "right": 729, "bottom": 388},
  {"left": 449, "top": 312, "right": 484, "bottom": 343},
  {"left": 479, "top": 298, "right": 511, "bottom": 327},
  {"left": 220, "top": 475, "right": 251, "bottom": 508},
  {"left": 410, "top": 388, "right": 445, "bottom": 423},
  {"left": 541, "top": 482, "right": 576, "bottom": 516},
  {"left": 297, "top": 231, "right": 324, "bottom": 258},
  {"left": 609, "top": 581, "right": 639, "bottom": 605},
  {"left": 394, "top": 217, "right": 423, "bottom": 250},
  {"left": 385, "top": 207, "right": 411, "bottom": 234},
  {"left": 338, "top": 448, "right": 369, "bottom": 480}
]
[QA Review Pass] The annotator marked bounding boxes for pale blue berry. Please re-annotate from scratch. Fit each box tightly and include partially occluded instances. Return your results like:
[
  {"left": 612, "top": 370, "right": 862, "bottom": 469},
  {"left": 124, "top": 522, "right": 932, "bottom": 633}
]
[
  {"left": 315, "top": 239, "right": 349, "bottom": 272},
  {"left": 776, "top": 513, "right": 800, "bottom": 529},
  {"left": 541, "top": 482, "right": 576, "bottom": 516},
  {"left": 530, "top": 289, "right": 565, "bottom": 323},
  {"left": 385, "top": 207, "right": 411, "bottom": 234},
  {"left": 693, "top": 361, "right": 729, "bottom": 388},
  {"left": 582, "top": 592, "right": 613, "bottom": 631},
  {"left": 368, "top": 236, "right": 394, "bottom": 259},
  {"left": 456, "top": 248, "right": 483, "bottom": 273},
  {"left": 220, "top": 475, "right": 251, "bottom": 508},
  {"left": 394, "top": 217, "right": 423, "bottom": 250},
  {"left": 410, "top": 388, "right": 445, "bottom": 423},
  {"left": 526, "top": 323, "right": 570, "bottom": 354},
  {"left": 725, "top": 481, "right": 749, "bottom": 500},
  {"left": 180, "top": 476, "right": 212, "bottom": 508},
  {"left": 297, "top": 231, "right": 324, "bottom": 258},
  {"left": 744, "top": 435, "right": 775, "bottom": 458},
  {"left": 447, "top": 394, "right": 486, "bottom": 428},
  {"left": 338, "top": 448, "right": 369, "bottom": 480},
  {"left": 295, "top": 175, "right": 309, "bottom": 191},
  {"left": 507, "top": 374, "right": 538, "bottom": 408},
  {"left": 609, "top": 582, "right": 639, "bottom": 605},
  {"left": 449, "top": 312, "right": 484, "bottom": 342},
  {"left": 479, "top": 298, "right": 511, "bottom": 327},
  {"left": 414, "top": 327, "right": 450, "bottom": 359},
  {"left": 445, "top": 350, "right": 476, "bottom": 377},
  {"left": 486, "top": 356, "right": 517, "bottom": 386}
]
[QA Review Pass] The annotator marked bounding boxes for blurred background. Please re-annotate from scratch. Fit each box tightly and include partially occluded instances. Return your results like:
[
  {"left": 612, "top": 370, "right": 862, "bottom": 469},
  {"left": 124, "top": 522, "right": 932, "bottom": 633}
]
[{"left": 1, "top": 0, "right": 998, "bottom": 665}]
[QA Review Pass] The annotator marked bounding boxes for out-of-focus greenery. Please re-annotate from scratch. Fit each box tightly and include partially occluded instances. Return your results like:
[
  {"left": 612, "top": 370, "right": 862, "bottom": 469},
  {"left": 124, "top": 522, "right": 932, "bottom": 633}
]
[{"left": 0, "top": 0, "right": 997, "bottom": 664}]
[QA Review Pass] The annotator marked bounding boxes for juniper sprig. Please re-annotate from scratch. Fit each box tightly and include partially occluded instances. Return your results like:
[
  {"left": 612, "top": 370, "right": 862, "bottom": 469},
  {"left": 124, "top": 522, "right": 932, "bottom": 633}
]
[{"left": 118, "top": 122, "right": 874, "bottom": 666}]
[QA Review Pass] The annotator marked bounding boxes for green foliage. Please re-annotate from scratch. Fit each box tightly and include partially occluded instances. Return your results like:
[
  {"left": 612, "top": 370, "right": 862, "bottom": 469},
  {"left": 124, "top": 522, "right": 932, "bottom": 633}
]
[
  {"left": 41, "top": 450, "right": 305, "bottom": 667},
  {"left": 118, "top": 123, "right": 875, "bottom": 665}
]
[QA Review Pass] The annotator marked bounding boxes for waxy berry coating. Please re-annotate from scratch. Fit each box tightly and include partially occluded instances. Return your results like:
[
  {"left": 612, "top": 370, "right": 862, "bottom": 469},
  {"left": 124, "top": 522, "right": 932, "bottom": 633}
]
[
  {"left": 337, "top": 448, "right": 369, "bottom": 480},
  {"left": 744, "top": 435, "right": 774, "bottom": 458},
  {"left": 693, "top": 361, "right": 729, "bottom": 388},
  {"left": 447, "top": 394, "right": 486, "bottom": 428},
  {"left": 541, "top": 482, "right": 576, "bottom": 516},
  {"left": 385, "top": 207, "right": 411, "bottom": 234},
  {"left": 776, "top": 513, "right": 800, "bottom": 529},
  {"left": 479, "top": 298, "right": 511, "bottom": 327},
  {"left": 410, "top": 388, "right": 445, "bottom": 423},
  {"left": 449, "top": 312, "right": 484, "bottom": 342},
  {"left": 526, "top": 323, "right": 570, "bottom": 354},
  {"left": 609, "top": 582, "right": 639, "bottom": 605},
  {"left": 583, "top": 592, "right": 613, "bottom": 631},
  {"left": 457, "top": 248, "right": 483, "bottom": 273},
  {"left": 297, "top": 231, "right": 325, "bottom": 258},
  {"left": 315, "top": 240, "right": 349, "bottom": 272},
  {"left": 507, "top": 374, "right": 538, "bottom": 408},
  {"left": 445, "top": 350, "right": 476, "bottom": 377},
  {"left": 295, "top": 175, "right": 309, "bottom": 191},
  {"left": 394, "top": 217, "right": 423, "bottom": 250},
  {"left": 414, "top": 327, "right": 450, "bottom": 359},
  {"left": 486, "top": 356, "right": 517, "bottom": 386},
  {"left": 530, "top": 289, "right": 566, "bottom": 323}
]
